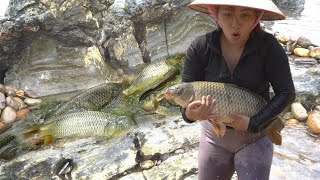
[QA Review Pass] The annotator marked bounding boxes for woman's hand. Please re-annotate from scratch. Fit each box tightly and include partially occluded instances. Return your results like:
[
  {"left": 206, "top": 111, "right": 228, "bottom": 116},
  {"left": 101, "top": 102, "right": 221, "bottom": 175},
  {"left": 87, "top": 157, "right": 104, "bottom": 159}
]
[
  {"left": 224, "top": 113, "right": 250, "bottom": 131},
  {"left": 185, "top": 95, "right": 221, "bottom": 121}
]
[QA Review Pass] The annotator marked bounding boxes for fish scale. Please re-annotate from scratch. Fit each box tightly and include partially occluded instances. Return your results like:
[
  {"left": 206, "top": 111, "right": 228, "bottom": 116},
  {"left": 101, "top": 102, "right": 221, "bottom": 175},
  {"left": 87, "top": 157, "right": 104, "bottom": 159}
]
[
  {"left": 191, "top": 81, "right": 266, "bottom": 117},
  {"left": 47, "top": 83, "right": 122, "bottom": 120},
  {"left": 122, "top": 58, "right": 181, "bottom": 96},
  {"left": 40, "top": 111, "right": 135, "bottom": 139}
]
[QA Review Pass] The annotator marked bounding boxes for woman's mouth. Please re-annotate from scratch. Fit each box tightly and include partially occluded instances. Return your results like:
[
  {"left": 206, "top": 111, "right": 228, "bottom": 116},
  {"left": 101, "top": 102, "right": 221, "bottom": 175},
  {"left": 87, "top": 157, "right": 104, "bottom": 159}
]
[
  {"left": 232, "top": 33, "right": 240, "bottom": 38},
  {"left": 230, "top": 32, "right": 241, "bottom": 41}
]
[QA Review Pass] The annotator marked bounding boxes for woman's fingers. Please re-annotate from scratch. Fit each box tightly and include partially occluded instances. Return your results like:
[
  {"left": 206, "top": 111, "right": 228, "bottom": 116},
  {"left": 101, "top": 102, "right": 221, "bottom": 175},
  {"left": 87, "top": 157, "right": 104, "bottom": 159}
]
[
  {"left": 185, "top": 95, "right": 219, "bottom": 121},
  {"left": 209, "top": 99, "right": 218, "bottom": 110},
  {"left": 188, "top": 100, "right": 202, "bottom": 109}
]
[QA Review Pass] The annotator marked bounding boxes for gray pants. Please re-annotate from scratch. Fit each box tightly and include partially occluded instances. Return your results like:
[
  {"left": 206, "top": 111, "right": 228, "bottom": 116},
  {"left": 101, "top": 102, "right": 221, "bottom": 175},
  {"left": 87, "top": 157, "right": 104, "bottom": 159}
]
[{"left": 198, "top": 121, "right": 274, "bottom": 180}]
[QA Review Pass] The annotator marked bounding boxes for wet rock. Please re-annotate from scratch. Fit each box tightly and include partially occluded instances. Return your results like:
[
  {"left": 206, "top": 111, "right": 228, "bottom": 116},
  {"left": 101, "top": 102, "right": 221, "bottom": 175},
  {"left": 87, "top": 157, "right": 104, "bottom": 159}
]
[
  {"left": 24, "top": 89, "right": 38, "bottom": 99},
  {"left": 23, "top": 98, "right": 42, "bottom": 106},
  {"left": 13, "top": 97, "right": 27, "bottom": 110},
  {"left": 282, "top": 112, "right": 293, "bottom": 120},
  {"left": 294, "top": 47, "right": 310, "bottom": 57},
  {"left": 312, "top": 104, "right": 320, "bottom": 113},
  {"left": 274, "top": 0, "right": 305, "bottom": 15},
  {"left": 6, "top": 96, "right": 19, "bottom": 111},
  {"left": 1, "top": 106, "right": 16, "bottom": 124},
  {"left": 0, "top": 93, "right": 5, "bottom": 110},
  {"left": 15, "top": 90, "right": 24, "bottom": 98},
  {"left": 0, "top": 122, "right": 5, "bottom": 132},
  {"left": 286, "top": 118, "right": 299, "bottom": 126},
  {"left": 309, "top": 46, "right": 320, "bottom": 58},
  {"left": 140, "top": 160, "right": 154, "bottom": 170},
  {"left": 306, "top": 111, "right": 320, "bottom": 134},
  {"left": 0, "top": 146, "right": 17, "bottom": 161},
  {"left": 16, "top": 108, "right": 30, "bottom": 121},
  {"left": 275, "top": 33, "right": 289, "bottom": 44},
  {"left": 291, "top": 57, "right": 318, "bottom": 65},
  {"left": 296, "top": 36, "right": 314, "bottom": 48},
  {"left": 0, "top": 85, "right": 6, "bottom": 94},
  {"left": 291, "top": 102, "right": 308, "bottom": 121}
]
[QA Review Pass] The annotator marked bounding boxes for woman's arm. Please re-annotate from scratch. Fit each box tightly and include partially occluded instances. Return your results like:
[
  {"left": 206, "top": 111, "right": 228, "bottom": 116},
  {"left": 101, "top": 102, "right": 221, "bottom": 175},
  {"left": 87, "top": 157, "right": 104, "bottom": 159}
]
[
  {"left": 181, "top": 36, "right": 207, "bottom": 123},
  {"left": 247, "top": 34, "right": 296, "bottom": 133}
]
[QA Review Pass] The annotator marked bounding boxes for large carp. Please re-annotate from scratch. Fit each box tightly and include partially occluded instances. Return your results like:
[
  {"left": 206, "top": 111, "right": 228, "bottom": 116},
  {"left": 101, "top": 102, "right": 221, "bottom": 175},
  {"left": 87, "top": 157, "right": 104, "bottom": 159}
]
[
  {"left": 34, "top": 111, "right": 135, "bottom": 145},
  {"left": 46, "top": 83, "right": 122, "bottom": 120},
  {"left": 122, "top": 55, "right": 183, "bottom": 96},
  {"left": 165, "top": 81, "right": 284, "bottom": 145}
]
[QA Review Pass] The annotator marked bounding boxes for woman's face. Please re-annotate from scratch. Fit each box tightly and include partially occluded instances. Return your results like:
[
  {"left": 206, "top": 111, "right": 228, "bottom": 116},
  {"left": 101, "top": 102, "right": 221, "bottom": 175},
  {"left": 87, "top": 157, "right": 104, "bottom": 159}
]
[{"left": 216, "top": 6, "right": 258, "bottom": 46}]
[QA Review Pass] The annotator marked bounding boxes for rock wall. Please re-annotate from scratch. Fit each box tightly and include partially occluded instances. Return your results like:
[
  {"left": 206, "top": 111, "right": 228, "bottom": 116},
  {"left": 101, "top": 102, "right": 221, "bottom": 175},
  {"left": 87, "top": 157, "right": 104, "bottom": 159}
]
[
  {"left": 0, "top": 0, "right": 305, "bottom": 97},
  {"left": 0, "top": 0, "right": 215, "bottom": 96}
]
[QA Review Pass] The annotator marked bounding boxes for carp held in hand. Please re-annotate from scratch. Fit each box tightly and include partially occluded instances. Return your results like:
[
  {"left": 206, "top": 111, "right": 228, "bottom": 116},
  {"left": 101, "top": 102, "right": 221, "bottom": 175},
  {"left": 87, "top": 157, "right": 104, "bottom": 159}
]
[{"left": 165, "top": 81, "right": 284, "bottom": 145}]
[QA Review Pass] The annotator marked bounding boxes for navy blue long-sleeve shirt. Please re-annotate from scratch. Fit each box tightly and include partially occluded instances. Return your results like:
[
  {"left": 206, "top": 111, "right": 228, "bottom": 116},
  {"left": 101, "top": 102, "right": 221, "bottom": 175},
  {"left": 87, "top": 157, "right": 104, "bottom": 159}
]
[{"left": 181, "top": 29, "right": 296, "bottom": 133}]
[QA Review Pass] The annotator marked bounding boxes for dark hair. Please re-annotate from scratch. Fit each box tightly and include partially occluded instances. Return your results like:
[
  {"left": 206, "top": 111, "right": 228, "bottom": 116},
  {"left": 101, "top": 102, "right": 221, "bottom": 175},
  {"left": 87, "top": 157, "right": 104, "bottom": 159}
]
[{"left": 250, "top": 23, "right": 265, "bottom": 39}]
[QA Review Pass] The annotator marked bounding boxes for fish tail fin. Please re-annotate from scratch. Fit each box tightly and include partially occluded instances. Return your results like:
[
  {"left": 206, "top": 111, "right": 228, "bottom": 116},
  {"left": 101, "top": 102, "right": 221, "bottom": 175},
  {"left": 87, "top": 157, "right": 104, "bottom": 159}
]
[
  {"left": 22, "top": 125, "right": 56, "bottom": 146},
  {"left": 13, "top": 125, "right": 43, "bottom": 148},
  {"left": 266, "top": 128, "right": 282, "bottom": 145},
  {"left": 23, "top": 125, "right": 41, "bottom": 139},
  {"left": 266, "top": 117, "right": 284, "bottom": 145}
]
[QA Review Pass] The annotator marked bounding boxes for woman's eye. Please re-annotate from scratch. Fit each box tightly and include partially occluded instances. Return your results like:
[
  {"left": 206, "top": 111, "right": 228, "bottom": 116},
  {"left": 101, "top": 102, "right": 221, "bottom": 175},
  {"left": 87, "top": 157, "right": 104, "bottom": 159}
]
[
  {"left": 240, "top": 13, "right": 254, "bottom": 19},
  {"left": 241, "top": 14, "right": 249, "bottom": 17}
]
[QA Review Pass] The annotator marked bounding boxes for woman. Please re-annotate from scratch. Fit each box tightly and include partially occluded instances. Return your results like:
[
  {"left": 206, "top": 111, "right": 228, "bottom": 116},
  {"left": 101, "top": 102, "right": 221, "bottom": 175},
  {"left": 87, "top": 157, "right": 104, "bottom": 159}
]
[{"left": 182, "top": 0, "right": 296, "bottom": 179}]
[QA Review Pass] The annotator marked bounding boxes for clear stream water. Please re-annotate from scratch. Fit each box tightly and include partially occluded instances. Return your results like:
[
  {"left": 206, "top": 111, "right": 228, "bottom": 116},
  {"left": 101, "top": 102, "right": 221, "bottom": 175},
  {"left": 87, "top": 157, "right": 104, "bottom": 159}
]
[
  {"left": 271, "top": 0, "right": 320, "bottom": 46},
  {"left": 268, "top": 1, "right": 320, "bottom": 179}
]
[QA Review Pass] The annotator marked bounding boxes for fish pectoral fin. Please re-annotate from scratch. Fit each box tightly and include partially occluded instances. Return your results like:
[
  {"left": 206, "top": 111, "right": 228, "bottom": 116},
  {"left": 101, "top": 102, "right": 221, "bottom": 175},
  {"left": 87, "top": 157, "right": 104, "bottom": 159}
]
[
  {"left": 80, "top": 102, "right": 99, "bottom": 111},
  {"left": 210, "top": 120, "right": 226, "bottom": 137},
  {"left": 43, "top": 135, "right": 55, "bottom": 145},
  {"left": 141, "top": 98, "right": 159, "bottom": 112}
]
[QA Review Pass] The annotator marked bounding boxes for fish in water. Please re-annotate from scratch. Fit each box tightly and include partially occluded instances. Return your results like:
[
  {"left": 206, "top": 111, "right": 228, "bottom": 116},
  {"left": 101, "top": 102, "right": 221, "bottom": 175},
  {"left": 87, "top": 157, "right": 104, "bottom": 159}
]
[
  {"left": 122, "top": 55, "right": 183, "bottom": 96},
  {"left": 164, "top": 81, "right": 284, "bottom": 145},
  {"left": 46, "top": 83, "right": 122, "bottom": 120},
  {"left": 28, "top": 111, "right": 136, "bottom": 145}
]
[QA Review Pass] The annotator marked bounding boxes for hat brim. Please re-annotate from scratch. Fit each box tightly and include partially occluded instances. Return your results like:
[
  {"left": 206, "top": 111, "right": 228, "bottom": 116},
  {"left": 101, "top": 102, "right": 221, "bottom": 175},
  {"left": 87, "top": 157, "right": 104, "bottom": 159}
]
[{"left": 188, "top": 0, "right": 286, "bottom": 21}]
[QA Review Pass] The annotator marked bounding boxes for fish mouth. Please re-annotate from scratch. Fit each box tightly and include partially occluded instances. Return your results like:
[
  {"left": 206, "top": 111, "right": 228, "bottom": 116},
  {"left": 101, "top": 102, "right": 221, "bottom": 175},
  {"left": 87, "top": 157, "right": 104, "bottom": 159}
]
[{"left": 164, "top": 91, "right": 173, "bottom": 99}]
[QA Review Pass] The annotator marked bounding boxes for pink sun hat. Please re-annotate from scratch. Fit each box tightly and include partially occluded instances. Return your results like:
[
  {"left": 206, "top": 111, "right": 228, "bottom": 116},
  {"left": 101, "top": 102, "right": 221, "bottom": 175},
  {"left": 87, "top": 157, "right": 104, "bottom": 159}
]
[{"left": 188, "top": 0, "right": 286, "bottom": 21}]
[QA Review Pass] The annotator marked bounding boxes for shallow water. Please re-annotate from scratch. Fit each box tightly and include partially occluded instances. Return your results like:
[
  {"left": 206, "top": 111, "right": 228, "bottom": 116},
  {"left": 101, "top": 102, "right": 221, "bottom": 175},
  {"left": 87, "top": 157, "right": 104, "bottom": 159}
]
[
  {"left": 266, "top": 1, "right": 320, "bottom": 178},
  {"left": 271, "top": 124, "right": 320, "bottom": 180},
  {"left": 270, "top": 0, "right": 320, "bottom": 46}
]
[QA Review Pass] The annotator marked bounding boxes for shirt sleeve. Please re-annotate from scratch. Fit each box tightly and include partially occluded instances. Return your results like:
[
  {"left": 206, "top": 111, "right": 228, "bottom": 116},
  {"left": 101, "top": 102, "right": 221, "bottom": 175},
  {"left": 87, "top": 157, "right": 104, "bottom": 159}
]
[
  {"left": 247, "top": 34, "right": 296, "bottom": 133},
  {"left": 182, "top": 37, "right": 206, "bottom": 82},
  {"left": 180, "top": 37, "right": 206, "bottom": 123}
]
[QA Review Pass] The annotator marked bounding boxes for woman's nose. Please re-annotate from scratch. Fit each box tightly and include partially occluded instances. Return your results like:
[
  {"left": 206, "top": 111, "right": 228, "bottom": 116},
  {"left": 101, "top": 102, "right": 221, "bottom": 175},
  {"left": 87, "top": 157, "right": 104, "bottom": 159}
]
[{"left": 231, "top": 15, "right": 241, "bottom": 28}]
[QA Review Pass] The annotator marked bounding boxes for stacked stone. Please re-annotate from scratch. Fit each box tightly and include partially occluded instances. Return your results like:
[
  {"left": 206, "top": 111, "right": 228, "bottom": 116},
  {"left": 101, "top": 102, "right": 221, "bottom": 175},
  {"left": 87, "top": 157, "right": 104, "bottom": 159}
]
[
  {"left": 285, "top": 102, "right": 320, "bottom": 136},
  {"left": 275, "top": 33, "right": 320, "bottom": 64},
  {"left": 0, "top": 84, "right": 41, "bottom": 131}
]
